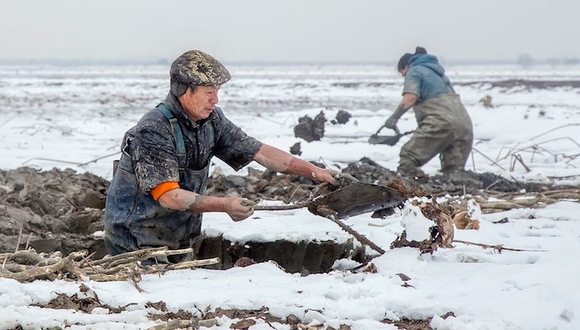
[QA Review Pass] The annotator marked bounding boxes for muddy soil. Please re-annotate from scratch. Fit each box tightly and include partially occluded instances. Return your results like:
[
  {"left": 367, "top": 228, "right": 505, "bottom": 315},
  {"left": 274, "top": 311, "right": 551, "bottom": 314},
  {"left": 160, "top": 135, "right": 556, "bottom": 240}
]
[
  {"left": 32, "top": 285, "right": 450, "bottom": 330},
  {"left": 0, "top": 159, "right": 573, "bottom": 262},
  {"left": 1, "top": 161, "right": 576, "bottom": 330}
]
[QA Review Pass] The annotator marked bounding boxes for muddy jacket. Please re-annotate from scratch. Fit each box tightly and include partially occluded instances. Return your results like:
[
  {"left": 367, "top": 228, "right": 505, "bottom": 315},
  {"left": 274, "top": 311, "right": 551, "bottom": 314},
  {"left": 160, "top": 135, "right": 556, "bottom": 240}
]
[
  {"left": 104, "top": 93, "right": 263, "bottom": 257},
  {"left": 403, "top": 54, "right": 455, "bottom": 104}
]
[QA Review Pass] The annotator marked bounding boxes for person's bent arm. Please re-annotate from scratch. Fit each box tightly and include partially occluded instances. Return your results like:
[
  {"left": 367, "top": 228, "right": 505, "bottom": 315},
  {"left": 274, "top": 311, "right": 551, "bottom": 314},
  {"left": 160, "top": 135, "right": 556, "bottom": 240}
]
[
  {"left": 253, "top": 144, "right": 336, "bottom": 184},
  {"left": 158, "top": 188, "right": 253, "bottom": 221},
  {"left": 384, "top": 93, "right": 419, "bottom": 129}
]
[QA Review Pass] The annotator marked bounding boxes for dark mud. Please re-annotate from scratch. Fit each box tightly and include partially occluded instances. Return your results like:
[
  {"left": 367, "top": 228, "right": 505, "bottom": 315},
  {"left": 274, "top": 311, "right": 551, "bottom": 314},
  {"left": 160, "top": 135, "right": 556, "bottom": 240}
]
[
  {"left": 32, "top": 286, "right": 450, "bottom": 329},
  {"left": 1, "top": 159, "right": 574, "bottom": 265},
  {"left": 2, "top": 160, "right": 576, "bottom": 330}
]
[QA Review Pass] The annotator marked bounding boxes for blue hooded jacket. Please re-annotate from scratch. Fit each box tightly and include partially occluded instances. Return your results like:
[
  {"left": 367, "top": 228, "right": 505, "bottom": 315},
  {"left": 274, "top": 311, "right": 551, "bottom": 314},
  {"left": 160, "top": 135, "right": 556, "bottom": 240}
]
[{"left": 402, "top": 54, "right": 455, "bottom": 103}]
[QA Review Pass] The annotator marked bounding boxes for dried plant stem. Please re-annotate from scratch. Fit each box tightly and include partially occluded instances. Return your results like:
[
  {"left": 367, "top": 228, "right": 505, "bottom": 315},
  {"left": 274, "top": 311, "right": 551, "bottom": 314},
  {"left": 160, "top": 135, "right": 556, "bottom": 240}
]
[
  {"left": 0, "top": 247, "right": 221, "bottom": 283},
  {"left": 453, "top": 239, "right": 546, "bottom": 253},
  {"left": 326, "top": 216, "right": 385, "bottom": 255},
  {"left": 14, "top": 227, "right": 23, "bottom": 253},
  {"left": 0, "top": 251, "right": 86, "bottom": 282}
]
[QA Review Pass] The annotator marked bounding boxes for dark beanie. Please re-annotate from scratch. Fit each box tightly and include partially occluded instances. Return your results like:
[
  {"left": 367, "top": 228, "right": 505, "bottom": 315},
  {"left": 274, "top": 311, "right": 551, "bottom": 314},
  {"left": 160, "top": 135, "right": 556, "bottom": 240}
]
[
  {"left": 397, "top": 53, "right": 413, "bottom": 71},
  {"left": 397, "top": 46, "right": 428, "bottom": 71}
]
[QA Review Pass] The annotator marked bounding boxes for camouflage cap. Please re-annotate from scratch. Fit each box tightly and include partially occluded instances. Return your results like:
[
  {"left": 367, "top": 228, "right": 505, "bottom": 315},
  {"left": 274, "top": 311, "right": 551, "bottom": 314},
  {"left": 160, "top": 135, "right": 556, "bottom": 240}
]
[{"left": 170, "top": 50, "right": 231, "bottom": 96}]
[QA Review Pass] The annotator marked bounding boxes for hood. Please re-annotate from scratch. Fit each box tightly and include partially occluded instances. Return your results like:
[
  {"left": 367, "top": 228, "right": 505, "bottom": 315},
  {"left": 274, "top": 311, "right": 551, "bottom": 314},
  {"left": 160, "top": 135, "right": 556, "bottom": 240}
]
[{"left": 408, "top": 54, "right": 445, "bottom": 77}]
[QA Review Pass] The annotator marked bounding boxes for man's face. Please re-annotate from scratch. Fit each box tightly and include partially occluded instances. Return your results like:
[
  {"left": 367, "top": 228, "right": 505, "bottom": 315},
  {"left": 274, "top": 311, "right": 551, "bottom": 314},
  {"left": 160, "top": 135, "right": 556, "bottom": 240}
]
[{"left": 179, "top": 86, "right": 220, "bottom": 122}]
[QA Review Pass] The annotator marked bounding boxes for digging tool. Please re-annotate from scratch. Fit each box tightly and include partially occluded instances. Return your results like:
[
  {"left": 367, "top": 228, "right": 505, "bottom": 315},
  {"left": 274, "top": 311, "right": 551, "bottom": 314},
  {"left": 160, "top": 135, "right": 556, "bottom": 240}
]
[
  {"left": 244, "top": 179, "right": 407, "bottom": 254},
  {"left": 368, "top": 125, "right": 414, "bottom": 145}
]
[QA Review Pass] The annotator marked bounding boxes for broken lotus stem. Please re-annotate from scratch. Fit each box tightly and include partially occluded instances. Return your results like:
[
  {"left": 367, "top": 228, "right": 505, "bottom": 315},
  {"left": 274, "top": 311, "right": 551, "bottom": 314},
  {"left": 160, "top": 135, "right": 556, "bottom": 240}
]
[{"left": 453, "top": 239, "right": 547, "bottom": 253}]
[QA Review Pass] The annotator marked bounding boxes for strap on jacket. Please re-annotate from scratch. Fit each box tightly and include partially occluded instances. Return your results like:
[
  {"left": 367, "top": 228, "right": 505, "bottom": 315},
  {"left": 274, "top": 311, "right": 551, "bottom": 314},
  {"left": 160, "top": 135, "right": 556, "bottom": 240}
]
[{"left": 157, "top": 103, "right": 186, "bottom": 166}]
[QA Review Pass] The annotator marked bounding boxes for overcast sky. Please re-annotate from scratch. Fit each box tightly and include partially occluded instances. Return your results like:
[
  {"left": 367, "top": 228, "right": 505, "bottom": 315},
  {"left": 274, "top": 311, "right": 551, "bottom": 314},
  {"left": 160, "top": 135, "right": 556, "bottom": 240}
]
[{"left": 1, "top": 0, "right": 579, "bottom": 64}]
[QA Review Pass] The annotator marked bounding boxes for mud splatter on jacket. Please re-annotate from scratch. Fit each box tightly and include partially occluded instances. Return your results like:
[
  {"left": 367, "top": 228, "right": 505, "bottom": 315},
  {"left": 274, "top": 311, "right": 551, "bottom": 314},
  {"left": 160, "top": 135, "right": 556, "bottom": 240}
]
[{"left": 104, "top": 93, "right": 263, "bottom": 257}]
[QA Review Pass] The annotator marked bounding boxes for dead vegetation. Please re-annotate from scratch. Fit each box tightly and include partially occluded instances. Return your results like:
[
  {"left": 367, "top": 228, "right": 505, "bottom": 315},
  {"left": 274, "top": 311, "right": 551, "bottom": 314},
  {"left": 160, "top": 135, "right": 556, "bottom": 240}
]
[
  {"left": 1, "top": 155, "right": 578, "bottom": 329},
  {"left": 0, "top": 246, "right": 219, "bottom": 283},
  {"left": 0, "top": 160, "right": 568, "bottom": 281},
  {"left": 30, "top": 288, "right": 451, "bottom": 330},
  {"left": 1, "top": 160, "right": 578, "bottom": 263}
]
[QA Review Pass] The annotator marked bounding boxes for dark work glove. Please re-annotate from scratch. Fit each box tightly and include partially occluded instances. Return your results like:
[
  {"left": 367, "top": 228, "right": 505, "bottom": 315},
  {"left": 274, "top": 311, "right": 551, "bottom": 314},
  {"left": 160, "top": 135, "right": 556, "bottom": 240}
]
[{"left": 384, "top": 115, "right": 399, "bottom": 130}]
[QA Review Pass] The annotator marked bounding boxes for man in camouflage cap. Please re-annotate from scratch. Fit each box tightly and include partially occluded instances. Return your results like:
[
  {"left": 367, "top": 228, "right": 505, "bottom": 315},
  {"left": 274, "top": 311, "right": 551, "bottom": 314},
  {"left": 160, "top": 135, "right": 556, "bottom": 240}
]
[
  {"left": 104, "top": 50, "right": 337, "bottom": 263},
  {"left": 169, "top": 50, "right": 232, "bottom": 96}
]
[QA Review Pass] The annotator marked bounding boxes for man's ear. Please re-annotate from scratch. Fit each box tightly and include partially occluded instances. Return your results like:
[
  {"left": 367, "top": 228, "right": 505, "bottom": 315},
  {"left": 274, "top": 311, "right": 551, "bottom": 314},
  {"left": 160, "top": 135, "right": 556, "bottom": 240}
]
[{"left": 171, "top": 81, "right": 189, "bottom": 97}]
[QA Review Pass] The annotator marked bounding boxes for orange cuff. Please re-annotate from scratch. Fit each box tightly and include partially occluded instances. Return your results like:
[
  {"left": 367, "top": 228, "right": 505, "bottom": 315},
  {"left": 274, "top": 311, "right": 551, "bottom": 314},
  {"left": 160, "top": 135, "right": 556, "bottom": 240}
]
[{"left": 151, "top": 181, "right": 180, "bottom": 201}]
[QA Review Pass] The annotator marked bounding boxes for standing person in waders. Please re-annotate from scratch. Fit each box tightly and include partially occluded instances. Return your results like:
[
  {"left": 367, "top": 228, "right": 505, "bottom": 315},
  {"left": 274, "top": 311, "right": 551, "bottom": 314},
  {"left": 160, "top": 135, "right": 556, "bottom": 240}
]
[{"left": 383, "top": 46, "right": 473, "bottom": 182}]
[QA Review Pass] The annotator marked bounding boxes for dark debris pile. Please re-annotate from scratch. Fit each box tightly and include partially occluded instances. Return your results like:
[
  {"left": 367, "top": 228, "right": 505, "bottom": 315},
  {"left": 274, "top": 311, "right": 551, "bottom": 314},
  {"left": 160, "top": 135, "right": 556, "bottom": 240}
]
[{"left": 0, "top": 161, "right": 577, "bottom": 256}]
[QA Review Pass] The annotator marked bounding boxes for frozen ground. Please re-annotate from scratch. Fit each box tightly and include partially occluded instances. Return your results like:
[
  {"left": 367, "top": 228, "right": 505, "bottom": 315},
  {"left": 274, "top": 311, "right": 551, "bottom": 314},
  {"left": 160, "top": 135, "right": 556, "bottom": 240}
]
[
  {"left": 2, "top": 63, "right": 580, "bottom": 182},
  {"left": 1, "top": 64, "right": 580, "bottom": 329}
]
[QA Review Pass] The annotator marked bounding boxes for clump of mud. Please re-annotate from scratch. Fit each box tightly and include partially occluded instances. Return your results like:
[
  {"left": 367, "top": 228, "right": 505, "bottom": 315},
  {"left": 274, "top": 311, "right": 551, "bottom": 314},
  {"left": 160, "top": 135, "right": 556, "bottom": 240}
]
[
  {"left": 0, "top": 167, "right": 108, "bottom": 257},
  {"left": 340, "top": 157, "right": 567, "bottom": 196},
  {"left": 293, "top": 111, "right": 326, "bottom": 142}
]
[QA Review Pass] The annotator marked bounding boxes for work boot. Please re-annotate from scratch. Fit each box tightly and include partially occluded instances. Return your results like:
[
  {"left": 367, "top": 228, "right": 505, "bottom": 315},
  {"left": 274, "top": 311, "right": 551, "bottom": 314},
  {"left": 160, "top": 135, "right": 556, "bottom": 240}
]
[{"left": 397, "top": 165, "right": 430, "bottom": 184}]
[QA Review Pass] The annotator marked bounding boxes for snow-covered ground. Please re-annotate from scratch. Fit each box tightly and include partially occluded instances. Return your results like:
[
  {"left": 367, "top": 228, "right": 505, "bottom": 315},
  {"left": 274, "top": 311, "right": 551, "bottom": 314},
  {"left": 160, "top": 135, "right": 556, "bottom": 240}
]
[{"left": 1, "top": 64, "right": 580, "bottom": 329}]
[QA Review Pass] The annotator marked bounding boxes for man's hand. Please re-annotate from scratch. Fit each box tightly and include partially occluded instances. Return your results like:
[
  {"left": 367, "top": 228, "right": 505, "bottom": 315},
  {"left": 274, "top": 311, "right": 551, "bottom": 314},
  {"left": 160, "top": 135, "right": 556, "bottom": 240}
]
[
  {"left": 333, "top": 172, "right": 359, "bottom": 185},
  {"left": 384, "top": 115, "right": 399, "bottom": 130},
  {"left": 312, "top": 168, "right": 337, "bottom": 185},
  {"left": 386, "top": 95, "right": 417, "bottom": 130},
  {"left": 224, "top": 197, "right": 255, "bottom": 221}
]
